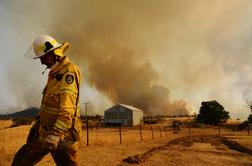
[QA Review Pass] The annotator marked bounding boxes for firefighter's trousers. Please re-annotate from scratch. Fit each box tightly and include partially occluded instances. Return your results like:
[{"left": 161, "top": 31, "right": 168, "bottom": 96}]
[{"left": 11, "top": 142, "right": 79, "bottom": 166}]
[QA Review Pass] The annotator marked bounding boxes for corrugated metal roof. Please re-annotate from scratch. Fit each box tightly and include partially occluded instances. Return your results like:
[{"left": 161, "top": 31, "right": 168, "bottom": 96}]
[
  {"left": 104, "top": 103, "right": 143, "bottom": 112},
  {"left": 118, "top": 103, "right": 143, "bottom": 112}
]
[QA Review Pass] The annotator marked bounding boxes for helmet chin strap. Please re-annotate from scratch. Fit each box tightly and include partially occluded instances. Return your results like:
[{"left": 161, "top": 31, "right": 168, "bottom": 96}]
[
  {"left": 42, "top": 67, "right": 48, "bottom": 75},
  {"left": 41, "top": 54, "right": 58, "bottom": 75}
]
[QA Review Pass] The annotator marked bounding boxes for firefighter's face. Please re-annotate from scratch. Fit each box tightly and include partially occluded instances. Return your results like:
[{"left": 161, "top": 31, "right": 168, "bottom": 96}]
[{"left": 40, "top": 51, "right": 56, "bottom": 68}]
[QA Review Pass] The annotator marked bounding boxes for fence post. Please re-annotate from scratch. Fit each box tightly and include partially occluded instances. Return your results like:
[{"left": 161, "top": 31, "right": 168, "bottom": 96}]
[
  {"left": 218, "top": 126, "right": 221, "bottom": 135},
  {"left": 96, "top": 126, "right": 99, "bottom": 141},
  {"left": 188, "top": 127, "right": 191, "bottom": 135},
  {"left": 159, "top": 127, "right": 162, "bottom": 138},
  {"left": 119, "top": 125, "right": 122, "bottom": 144},
  {"left": 151, "top": 126, "right": 154, "bottom": 140},
  {"left": 86, "top": 118, "right": 89, "bottom": 146},
  {"left": 139, "top": 125, "right": 143, "bottom": 142},
  {"left": 84, "top": 103, "right": 89, "bottom": 146}
]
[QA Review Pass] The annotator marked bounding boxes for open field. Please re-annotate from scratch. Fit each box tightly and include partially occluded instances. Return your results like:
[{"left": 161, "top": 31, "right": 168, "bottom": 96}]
[
  {"left": 0, "top": 120, "right": 13, "bottom": 130},
  {"left": 0, "top": 120, "right": 251, "bottom": 166}
]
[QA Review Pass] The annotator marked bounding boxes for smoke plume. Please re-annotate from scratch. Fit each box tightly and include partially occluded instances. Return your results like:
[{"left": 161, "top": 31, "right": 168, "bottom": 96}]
[
  {"left": 3, "top": 0, "right": 252, "bottom": 119},
  {"left": 43, "top": 1, "right": 189, "bottom": 115}
]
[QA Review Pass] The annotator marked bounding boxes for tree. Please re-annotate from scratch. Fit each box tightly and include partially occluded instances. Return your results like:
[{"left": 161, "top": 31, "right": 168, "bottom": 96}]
[
  {"left": 197, "top": 100, "right": 230, "bottom": 125},
  {"left": 244, "top": 99, "right": 252, "bottom": 123},
  {"left": 248, "top": 114, "right": 252, "bottom": 123},
  {"left": 244, "top": 98, "right": 252, "bottom": 114}
]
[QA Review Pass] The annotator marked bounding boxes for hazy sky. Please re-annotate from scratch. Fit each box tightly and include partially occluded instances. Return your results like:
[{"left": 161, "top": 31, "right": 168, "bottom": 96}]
[{"left": 1, "top": 0, "right": 252, "bottom": 119}]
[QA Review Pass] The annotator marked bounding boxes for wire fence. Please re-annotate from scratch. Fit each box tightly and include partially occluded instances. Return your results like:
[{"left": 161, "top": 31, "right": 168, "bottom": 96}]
[
  {"left": 80, "top": 124, "right": 252, "bottom": 145},
  {"left": 0, "top": 123, "right": 251, "bottom": 156}
]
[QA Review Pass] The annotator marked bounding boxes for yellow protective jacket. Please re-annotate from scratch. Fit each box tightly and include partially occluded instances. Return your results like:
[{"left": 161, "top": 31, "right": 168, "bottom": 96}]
[{"left": 39, "top": 56, "right": 82, "bottom": 147}]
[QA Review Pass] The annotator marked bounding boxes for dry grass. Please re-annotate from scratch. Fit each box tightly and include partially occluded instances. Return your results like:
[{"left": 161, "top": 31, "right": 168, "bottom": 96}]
[
  {"left": 0, "top": 120, "right": 12, "bottom": 130},
  {"left": 0, "top": 120, "right": 251, "bottom": 166},
  {"left": 0, "top": 124, "right": 30, "bottom": 165},
  {"left": 0, "top": 125, "right": 29, "bottom": 153}
]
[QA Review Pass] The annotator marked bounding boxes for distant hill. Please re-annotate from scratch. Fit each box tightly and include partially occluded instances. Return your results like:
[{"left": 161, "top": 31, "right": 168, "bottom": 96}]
[{"left": 0, "top": 107, "right": 39, "bottom": 119}]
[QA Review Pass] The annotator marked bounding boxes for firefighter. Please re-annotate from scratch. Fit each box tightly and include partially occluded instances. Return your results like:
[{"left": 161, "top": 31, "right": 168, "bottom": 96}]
[{"left": 12, "top": 35, "right": 82, "bottom": 166}]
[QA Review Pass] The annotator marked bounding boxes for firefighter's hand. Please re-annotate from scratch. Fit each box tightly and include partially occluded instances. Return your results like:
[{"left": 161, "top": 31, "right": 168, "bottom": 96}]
[{"left": 43, "top": 133, "right": 60, "bottom": 151}]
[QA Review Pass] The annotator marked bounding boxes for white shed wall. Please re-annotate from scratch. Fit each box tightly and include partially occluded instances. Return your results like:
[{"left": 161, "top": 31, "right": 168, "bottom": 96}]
[{"left": 132, "top": 110, "right": 143, "bottom": 126}]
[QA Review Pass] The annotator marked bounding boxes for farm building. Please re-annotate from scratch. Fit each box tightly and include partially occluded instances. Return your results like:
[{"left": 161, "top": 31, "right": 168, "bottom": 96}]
[{"left": 104, "top": 104, "right": 143, "bottom": 126}]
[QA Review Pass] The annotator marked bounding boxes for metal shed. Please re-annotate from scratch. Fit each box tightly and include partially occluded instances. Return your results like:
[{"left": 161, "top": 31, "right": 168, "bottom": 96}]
[{"left": 104, "top": 104, "right": 143, "bottom": 126}]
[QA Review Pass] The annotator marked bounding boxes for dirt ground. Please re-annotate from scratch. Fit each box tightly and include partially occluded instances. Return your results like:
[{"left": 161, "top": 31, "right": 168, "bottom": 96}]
[
  {"left": 123, "top": 135, "right": 252, "bottom": 166},
  {"left": 0, "top": 120, "right": 251, "bottom": 166}
]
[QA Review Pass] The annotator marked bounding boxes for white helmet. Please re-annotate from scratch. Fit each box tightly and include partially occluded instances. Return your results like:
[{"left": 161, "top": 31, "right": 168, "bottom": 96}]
[{"left": 33, "top": 35, "right": 63, "bottom": 59}]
